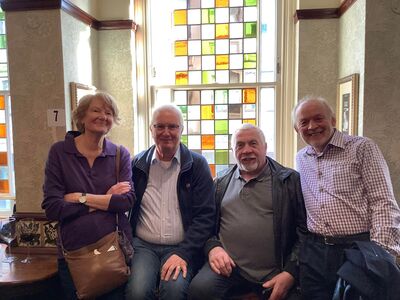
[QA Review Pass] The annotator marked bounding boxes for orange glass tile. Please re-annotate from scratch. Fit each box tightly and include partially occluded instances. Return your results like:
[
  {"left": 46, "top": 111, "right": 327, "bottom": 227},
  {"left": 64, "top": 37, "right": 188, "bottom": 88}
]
[
  {"left": 209, "top": 164, "right": 216, "bottom": 178},
  {"left": 0, "top": 95, "right": 4, "bottom": 109},
  {"left": 174, "top": 10, "right": 187, "bottom": 25},
  {"left": 216, "top": 24, "right": 229, "bottom": 39},
  {"left": 216, "top": 55, "right": 229, "bottom": 70},
  {"left": 201, "top": 105, "right": 214, "bottom": 119},
  {"left": 243, "top": 88, "right": 256, "bottom": 103},
  {"left": 175, "top": 41, "right": 188, "bottom": 56},
  {"left": 243, "top": 119, "right": 256, "bottom": 125},
  {"left": 202, "top": 135, "right": 215, "bottom": 149},
  {"left": 216, "top": 0, "right": 229, "bottom": 7},
  {"left": 0, "top": 124, "right": 6, "bottom": 138},
  {"left": 175, "top": 72, "right": 188, "bottom": 84},
  {"left": 0, "top": 179, "right": 9, "bottom": 193},
  {"left": 0, "top": 152, "right": 7, "bottom": 165}
]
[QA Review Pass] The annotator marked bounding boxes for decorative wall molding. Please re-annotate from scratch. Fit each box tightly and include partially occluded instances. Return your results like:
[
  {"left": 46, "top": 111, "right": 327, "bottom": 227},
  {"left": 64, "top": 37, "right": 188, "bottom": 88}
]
[
  {"left": 0, "top": 0, "right": 137, "bottom": 31},
  {"left": 294, "top": 0, "right": 358, "bottom": 23}
]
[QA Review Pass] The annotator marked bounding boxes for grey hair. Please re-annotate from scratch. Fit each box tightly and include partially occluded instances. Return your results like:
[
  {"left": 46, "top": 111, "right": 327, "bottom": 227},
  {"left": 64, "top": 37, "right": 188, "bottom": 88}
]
[
  {"left": 291, "top": 95, "right": 335, "bottom": 126},
  {"left": 150, "top": 104, "right": 184, "bottom": 127},
  {"left": 231, "top": 123, "right": 266, "bottom": 149},
  {"left": 72, "top": 91, "right": 120, "bottom": 133}
]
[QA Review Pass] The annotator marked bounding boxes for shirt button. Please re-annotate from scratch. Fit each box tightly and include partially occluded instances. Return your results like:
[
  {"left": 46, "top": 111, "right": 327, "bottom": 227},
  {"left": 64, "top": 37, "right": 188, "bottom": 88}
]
[{"left": 319, "top": 187, "right": 324, "bottom": 192}]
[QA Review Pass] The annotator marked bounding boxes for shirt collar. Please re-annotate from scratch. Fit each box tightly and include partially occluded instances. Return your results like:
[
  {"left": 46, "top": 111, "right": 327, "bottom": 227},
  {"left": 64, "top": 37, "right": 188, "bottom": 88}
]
[
  {"left": 234, "top": 161, "right": 271, "bottom": 182},
  {"left": 151, "top": 147, "right": 181, "bottom": 166},
  {"left": 305, "top": 129, "right": 345, "bottom": 156}
]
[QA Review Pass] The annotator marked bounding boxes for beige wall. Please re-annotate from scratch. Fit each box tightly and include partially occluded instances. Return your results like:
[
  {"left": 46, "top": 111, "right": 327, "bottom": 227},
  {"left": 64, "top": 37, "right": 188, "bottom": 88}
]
[
  {"left": 6, "top": 10, "right": 66, "bottom": 212},
  {"left": 363, "top": 1, "right": 400, "bottom": 200}
]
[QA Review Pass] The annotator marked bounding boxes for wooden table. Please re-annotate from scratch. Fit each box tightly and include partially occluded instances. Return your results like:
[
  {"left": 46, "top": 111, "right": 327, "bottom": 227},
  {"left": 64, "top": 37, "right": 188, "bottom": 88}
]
[{"left": 0, "top": 244, "right": 60, "bottom": 299}]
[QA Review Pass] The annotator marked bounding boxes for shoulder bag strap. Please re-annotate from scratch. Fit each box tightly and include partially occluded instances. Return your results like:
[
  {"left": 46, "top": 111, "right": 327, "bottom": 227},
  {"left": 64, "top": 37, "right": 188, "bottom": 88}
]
[{"left": 116, "top": 146, "right": 121, "bottom": 230}]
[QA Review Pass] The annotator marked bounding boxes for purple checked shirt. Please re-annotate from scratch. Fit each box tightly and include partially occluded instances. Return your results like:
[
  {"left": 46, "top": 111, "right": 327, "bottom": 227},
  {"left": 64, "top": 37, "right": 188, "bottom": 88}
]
[
  {"left": 42, "top": 131, "right": 135, "bottom": 257},
  {"left": 296, "top": 130, "right": 400, "bottom": 255}
]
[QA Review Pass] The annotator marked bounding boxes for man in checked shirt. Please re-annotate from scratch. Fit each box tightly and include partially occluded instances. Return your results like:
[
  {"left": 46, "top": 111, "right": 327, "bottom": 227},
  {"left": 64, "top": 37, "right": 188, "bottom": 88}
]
[{"left": 292, "top": 95, "right": 400, "bottom": 299}]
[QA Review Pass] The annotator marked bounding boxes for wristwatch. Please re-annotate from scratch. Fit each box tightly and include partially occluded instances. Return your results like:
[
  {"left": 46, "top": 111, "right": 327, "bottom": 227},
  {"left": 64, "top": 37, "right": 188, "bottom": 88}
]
[{"left": 79, "top": 192, "right": 87, "bottom": 204}]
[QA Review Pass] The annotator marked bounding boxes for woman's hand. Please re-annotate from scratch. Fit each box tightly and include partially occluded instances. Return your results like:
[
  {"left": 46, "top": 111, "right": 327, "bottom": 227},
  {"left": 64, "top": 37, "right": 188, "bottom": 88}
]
[{"left": 106, "top": 181, "right": 131, "bottom": 195}]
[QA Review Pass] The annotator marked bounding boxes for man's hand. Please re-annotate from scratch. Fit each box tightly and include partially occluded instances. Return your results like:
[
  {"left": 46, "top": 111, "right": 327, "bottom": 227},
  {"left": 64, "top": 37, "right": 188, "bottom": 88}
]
[
  {"left": 208, "top": 246, "right": 236, "bottom": 277},
  {"left": 161, "top": 254, "right": 187, "bottom": 281},
  {"left": 262, "top": 271, "right": 294, "bottom": 300},
  {"left": 106, "top": 181, "right": 131, "bottom": 195}
]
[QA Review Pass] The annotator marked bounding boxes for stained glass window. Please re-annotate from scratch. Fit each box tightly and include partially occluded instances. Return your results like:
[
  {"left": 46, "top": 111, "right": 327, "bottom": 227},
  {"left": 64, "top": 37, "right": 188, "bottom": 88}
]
[{"left": 149, "top": 0, "right": 276, "bottom": 177}]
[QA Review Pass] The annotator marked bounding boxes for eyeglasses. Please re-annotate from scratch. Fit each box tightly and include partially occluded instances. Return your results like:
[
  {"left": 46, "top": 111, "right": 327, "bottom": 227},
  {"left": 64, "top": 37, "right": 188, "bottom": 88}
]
[{"left": 152, "top": 124, "right": 181, "bottom": 132}]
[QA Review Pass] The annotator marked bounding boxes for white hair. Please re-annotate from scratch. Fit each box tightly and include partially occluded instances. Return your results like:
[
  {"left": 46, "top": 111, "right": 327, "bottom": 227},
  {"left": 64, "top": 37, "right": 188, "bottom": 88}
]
[
  {"left": 291, "top": 95, "right": 335, "bottom": 126},
  {"left": 150, "top": 104, "right": 184, "bottom": 127},
  {"left": 231, "top": 123, "right": 266, "bottom": 149}
]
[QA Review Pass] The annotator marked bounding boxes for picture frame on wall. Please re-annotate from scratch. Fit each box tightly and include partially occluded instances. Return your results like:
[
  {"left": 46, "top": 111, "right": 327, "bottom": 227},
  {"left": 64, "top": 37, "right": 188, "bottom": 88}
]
[
  {"left": 69, "top": 82, "right": 96, "bottom": 129},
  {"left": 337, "top": 73, "right": 359, "bottom": 135}
]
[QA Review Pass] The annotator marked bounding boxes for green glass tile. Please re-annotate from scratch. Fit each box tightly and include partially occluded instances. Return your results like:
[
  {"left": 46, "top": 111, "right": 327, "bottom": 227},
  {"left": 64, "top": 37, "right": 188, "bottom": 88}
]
[
  {"left": 181, "top": 135, "right": 188, "bottom": 146},
  {"left": 244, "top": 22, "right": 257, "bottom": 38},
  {"left": 244, "top": 0, "right": 257, "bottom": 6},
  {"left": 0, "top": 64, "right": 7, "bottom": 77},
  {"left": 215, "top": 150, "right": 229, "bottom": 164},
  {"left": 179, "top": 105, "right": 188, "bottom": 120},
  {"left": 202, "top": 40, "right": 215, "bottom": 55},
  {"left": 202, "top": 8, "right": 215, "bottom": 23},
  {"left": 0, "top": 35, "right": 6, "bottom": 49},
  {"left": 215, "top": 120, "right": 228, "bottom": 134},
  {"left": 202, "top": 71, "right": 215, "bottom": 84},
  {"left": 244, "top": 54, "right": 257, "bottom": 68},
  {"left": 0, "top": 11, "right": 4, "bottom": 20}
]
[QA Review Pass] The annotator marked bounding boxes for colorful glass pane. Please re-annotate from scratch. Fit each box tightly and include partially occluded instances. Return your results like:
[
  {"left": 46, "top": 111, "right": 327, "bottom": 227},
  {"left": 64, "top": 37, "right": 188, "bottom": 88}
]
[
  {"left": 176, "top": 71, "right": 188, "bottom": 84},
  {"left": 0, "top": 152, "right": 7, "bottom": 165},
  {"left": 202, "top": 40, "right": 215, "bottom": 54},
  {"left": 216, "top": 55, "right": 229, "bottom": 70},
  {"left": 215, "top": 120, "right": 228, "bottom": 134},
  {"left": 229, "top": 119, "right": 242, "bottom": 133},
  {"left": 244, "top": 0, "right": 257, "bottom": 6},
  {"left": 0, "top": 35, "right": 6, "bottom": 49},
  {"left": 181, "top": 135, "right": 188, "bottom": 146},
  {"left": 202, "top": 55, "right": 215, "bottom": 70},
  {"left": 175, "top": 56, "right": 188, "bottom": 70},
  {"left": 243, "top": 69, "right": 256, "bottom": 82},
  {"left": 216, "top": 0, "right": 229, "bottom": 7},
  {"left": 209, "top": 164, "right": 216, "bottom": 177},
  {"left": 230, "top": 7, "right": 243, "bottom": 22},
  {"left": 0, "top": 95, "right": 4, "bottom": 109},
  {"left": 202, "top": 70, "right": 216, "bottom": 84},
  {"left": 201, "top": 105, "right": 214, "bottom": 119},
  {"left": 174, "top": 10, "right": 187, "bottom": 25},
  {"left": 229, "top": 70, "right": 242, "bottom": 83},
  {"left": 202, "top": 24, "right": 215, "bottom": 39},
  {"left": 0, "top": 124, "right": 6, "bottom": 138},
  {"left": 215, "top": 150, "right": 229, "bottom": 164},
  {"left": 175, "top": 41, "right": 188, "bottom": 56},
  {"left": 243, "top": 104, "right": 256, "bottom": 118},
  {"left": 216, "top": 164, "right": 229, "bottom": 174},
  {"left": 244, "top": 53, "right": 256, "bottom": 68},
  {"left": 230, "top": 0, "right": 244, "bottom": 6},
  {"left": 243, "top": 38, "right": 256, "bottom": 53},
  {"left": 216, "top": 39, "right": 229, "bottom": 54},
  {"left": 0, "top": 179, "right": 9, "bottom": 193},
  {"left": 179, "top": 105, "right": 188, "bottom": 120},
  {"left": 216, "top": 70, "right": 229, "bottom": 83},
  {"left": 215, "top": 24, "right": 229, "bottom": 39},
  {"left": 188, "top": 105, "right": 201, "bottom": 119},
  {"left": 202, "top": 8, "right": 215, "bottom": 23},
  {"left": 189, "top": 0, "right": 201, "bottom": 8},
  {"left": 229, "top": 89, "right": 242, "bottom": 103},
  {"left": 244, "top": 6, "right": 257, "bottom": 21},
  {"left": 243, "top": 119, "right": 256, "bottom": 125},
  {"left": 230, "top": 54, "right": 243, "bottom": 69},
  {"left": 243, "top": 88, "right": 256, "bottom": 103},
  {"left": 174, "top": 25, "right": 188, "bottom": 40},
  {"left": 215, "top": 135, "right": 229, "bottom": 149},
  {"left": 202, "top": 135, "right": 215, "bottom": 149},
  {"left": 244, "top": 22, "right": 257, "bottom": 38},
  {"left": 229, "top": 23, "right": 243, "bottom": 38},
  {"left": 188, "top": 135, "right": 201, "bottom": 149}
]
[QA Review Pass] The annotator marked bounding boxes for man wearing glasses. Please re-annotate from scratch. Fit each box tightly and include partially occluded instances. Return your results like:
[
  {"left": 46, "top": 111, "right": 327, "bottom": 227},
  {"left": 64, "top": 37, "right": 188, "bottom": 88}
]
[{"left": 126, "top": 104, "right": 215, "bottom": 300}]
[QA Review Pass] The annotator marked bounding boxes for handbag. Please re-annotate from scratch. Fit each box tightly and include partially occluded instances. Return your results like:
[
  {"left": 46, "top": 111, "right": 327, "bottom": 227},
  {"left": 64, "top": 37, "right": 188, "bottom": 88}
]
[
  {"left": 61, "top": 226, "right": 130, "bottom": 299},
  {"left": 59, "top": 145, "right": 132, "bottom": 299}
]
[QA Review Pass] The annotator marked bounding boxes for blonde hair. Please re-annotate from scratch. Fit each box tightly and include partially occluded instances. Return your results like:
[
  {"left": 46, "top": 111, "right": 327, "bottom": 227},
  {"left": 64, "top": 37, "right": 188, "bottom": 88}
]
[{"left": 72, "top": 92, "right": 120, "bottom": 133}]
